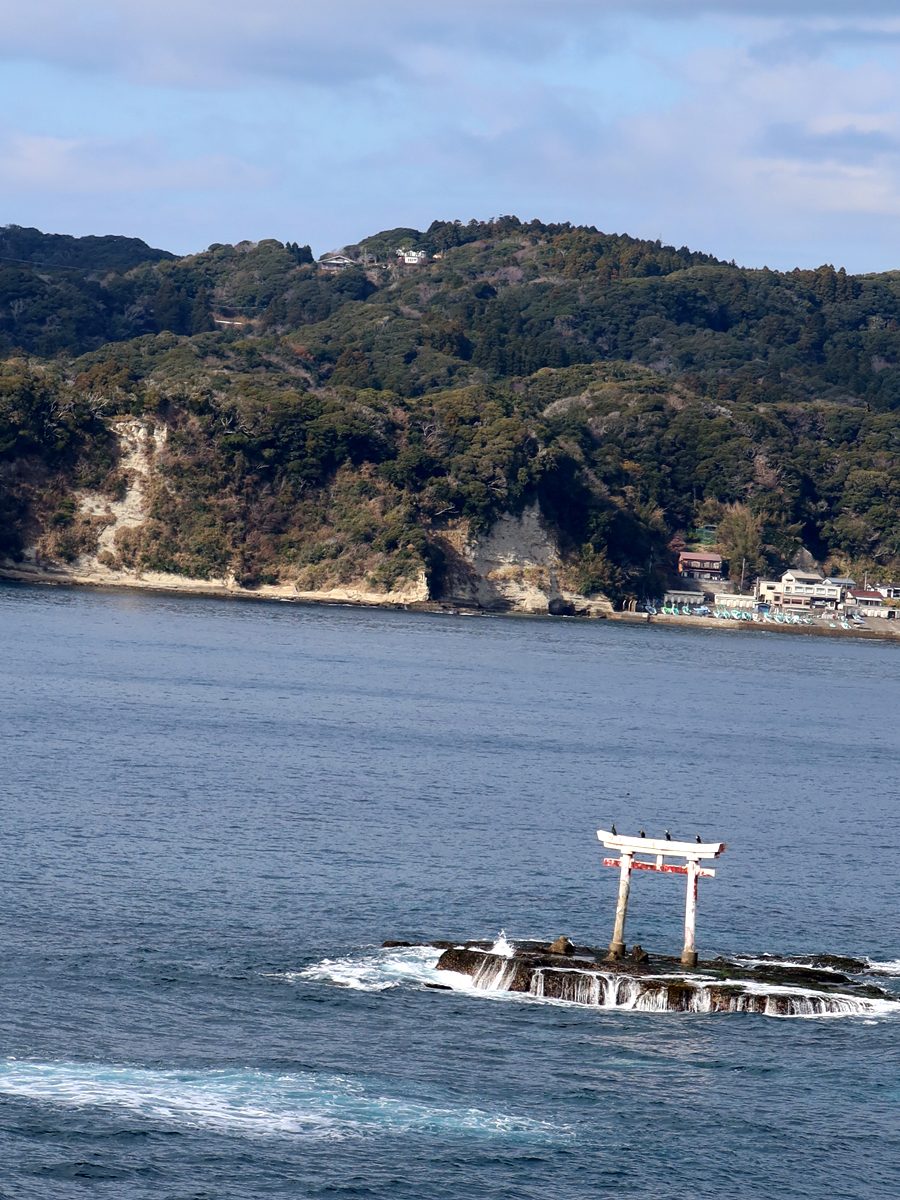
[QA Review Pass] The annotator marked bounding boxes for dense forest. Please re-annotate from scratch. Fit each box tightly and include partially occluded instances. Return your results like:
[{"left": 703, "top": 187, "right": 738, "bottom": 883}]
[{"left": 1, "top": 217, "right": 898, "bottom": 603}]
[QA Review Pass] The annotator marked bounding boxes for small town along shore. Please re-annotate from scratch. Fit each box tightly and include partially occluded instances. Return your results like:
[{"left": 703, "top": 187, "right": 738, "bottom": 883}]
[{"left": 3, "top": 565, "right": 900, "bottom": 645}]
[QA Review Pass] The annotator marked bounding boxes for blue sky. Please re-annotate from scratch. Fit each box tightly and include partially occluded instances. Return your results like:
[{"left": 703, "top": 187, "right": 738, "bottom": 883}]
[{"left": 3, "top": 1, "right": 900, "bottom": 270}]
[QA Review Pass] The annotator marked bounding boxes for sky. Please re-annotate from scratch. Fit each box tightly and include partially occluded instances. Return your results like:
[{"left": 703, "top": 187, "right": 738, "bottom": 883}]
[{"left": 3, "top": 1, "right": 900, "bottom": 271}]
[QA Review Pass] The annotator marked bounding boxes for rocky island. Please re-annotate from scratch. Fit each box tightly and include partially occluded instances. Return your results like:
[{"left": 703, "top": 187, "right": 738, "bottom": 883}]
[{"left": 393, "top": 937, "right": 899, "bottom": 1018}]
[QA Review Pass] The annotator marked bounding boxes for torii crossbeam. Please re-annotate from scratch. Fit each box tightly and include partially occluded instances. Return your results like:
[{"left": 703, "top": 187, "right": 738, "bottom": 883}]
[{"left": 597, "top": 829, "right": 727, "bottom": 967}]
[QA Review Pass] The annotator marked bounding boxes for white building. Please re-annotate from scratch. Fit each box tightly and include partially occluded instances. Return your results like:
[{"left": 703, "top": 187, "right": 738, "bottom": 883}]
[
  {"left": 845, "top": 589, "right": 897, "bottom": 619},
  {"left": 714, "top": 593, "right": 756, "bottom": 609},
  {"left": 755, "top": 571, "right": 843, "bottom": 611},
  {"left": 780, "top": 571, "right": 842, "bottom": 608}
]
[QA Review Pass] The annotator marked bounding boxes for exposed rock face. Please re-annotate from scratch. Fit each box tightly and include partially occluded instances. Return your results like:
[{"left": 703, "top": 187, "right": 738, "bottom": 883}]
[
  {"left": 435, "top": 506, "right": 612, "bottom": 617},
  {"left": 433, "top": 944, "right": 896, "bottom": 1018},
  {"left": 1, "top": 418, "right": 429, "bottom": 607},
  {"left": 2, "top": 422, "right": 610, "bottom": 617}
]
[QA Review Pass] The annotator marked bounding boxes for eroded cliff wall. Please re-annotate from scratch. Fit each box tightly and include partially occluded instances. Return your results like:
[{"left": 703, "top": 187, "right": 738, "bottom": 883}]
[{"left": 0, "top": 419, "right": 610, "bottom": 616}]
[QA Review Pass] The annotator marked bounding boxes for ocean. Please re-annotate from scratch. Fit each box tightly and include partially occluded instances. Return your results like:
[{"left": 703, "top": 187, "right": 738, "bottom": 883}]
[{"left": 1, "top": 582, "right": 898, "bottom": 1198}]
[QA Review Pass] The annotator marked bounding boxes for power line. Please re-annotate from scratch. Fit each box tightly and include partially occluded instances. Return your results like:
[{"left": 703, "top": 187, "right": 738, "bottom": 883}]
[{"left": 0, "top": 253, "right": 163, "bottom": 273}]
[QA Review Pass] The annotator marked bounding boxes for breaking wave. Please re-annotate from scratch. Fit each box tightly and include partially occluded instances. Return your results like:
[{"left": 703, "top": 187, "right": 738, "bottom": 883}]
[
  {"left": 868, "top": 959, "right": 900, "bottom": 976},
  {"left": 266, "top": 944, "right": 442, "bottom": 991},
  {"left": 0, "top": 1058, "right": 569, "bottom": 1142},
  {"left": 289, "top": 944, "right": 900, "bottom": 1020}
]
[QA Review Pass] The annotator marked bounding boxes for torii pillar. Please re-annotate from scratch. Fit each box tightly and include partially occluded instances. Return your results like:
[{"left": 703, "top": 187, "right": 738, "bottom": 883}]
[{"left": 596, "top": 830, "right": 727, "bottom": 966}]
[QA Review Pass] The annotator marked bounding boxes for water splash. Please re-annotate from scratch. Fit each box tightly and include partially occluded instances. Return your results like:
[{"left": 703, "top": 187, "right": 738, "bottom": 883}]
[
  {"left": 266, "top": 944, "right": 441, "bottom": 992},
  {"left": 0, "top": 1059, "right": 570, "bottom": 1143},
  {"left": 490, "top": 930, "right": 515, "bottom": 958},
  {"left": 287, "top": 944, "right": 900, "bottom": 1020},
  {"left": 868, "top": 959, "right": 900, "bottom": 976},
  {"left": 473, "top": 954, "right": 518, "bottom": 991},
  {"left": 498, "top": 962, "right": 899, "bottom": 1018}
]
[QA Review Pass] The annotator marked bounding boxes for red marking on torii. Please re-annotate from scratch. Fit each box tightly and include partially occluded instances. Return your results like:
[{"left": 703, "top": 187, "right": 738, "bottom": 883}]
[
  {"left": 597, "top": 829, "right": 727, "bottom": 967},
  {"left": 602, "top": 857, "right": 716, "bottom": 878}
]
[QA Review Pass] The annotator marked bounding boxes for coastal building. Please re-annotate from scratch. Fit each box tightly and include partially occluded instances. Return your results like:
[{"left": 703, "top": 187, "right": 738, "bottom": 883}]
[
  {"left": 845, "top": 589, "right": 896, "bottom": 618},
  {"left": 664, "top": 581, "right": 707, "bottom": 607},
  {"left": 396, "top": 248, "right": 428, "bottom": 265},
  {"left": 714, "top": 592, "right": 756, "bottom": 610},
  {"left": 678, "top": 551, "right": 723, "bottom": 581},
  {"left": 755, "top": 579, "right": 781, "bottom": 605},
  {"left": 780, "top": 571, "right": 842, "bottom": 609},
  {"left": 755, "top": 571, "right": 842, "bottom": 611}
]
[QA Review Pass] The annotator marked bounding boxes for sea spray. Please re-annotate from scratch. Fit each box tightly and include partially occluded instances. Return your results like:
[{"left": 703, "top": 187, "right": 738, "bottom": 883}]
[
  {"left": 490, "top": 930, "right": 514, "bottom": 957},
  {"left": 0, "top": 1059, "right": 571, "bottom": 1142},
  {"left": 434, "top": 947, "right": 900, "bottom": 1018},
  {"left": 281, "top": 943, "right": 900, "bottom": 1019}
]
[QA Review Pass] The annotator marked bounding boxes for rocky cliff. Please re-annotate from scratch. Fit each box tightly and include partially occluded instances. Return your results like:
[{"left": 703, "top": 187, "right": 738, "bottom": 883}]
[{"left": 1, "top": 418, "right": 610, "bottom": 616}]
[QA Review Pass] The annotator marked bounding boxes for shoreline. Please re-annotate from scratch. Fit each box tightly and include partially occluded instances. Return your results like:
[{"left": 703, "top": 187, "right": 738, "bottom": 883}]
[{"left": 2, "top": 563, "right": 899, "bottom": 644}]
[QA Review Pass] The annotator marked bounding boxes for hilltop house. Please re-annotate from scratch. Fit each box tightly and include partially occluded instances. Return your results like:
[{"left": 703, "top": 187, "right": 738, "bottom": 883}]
[
  {"left": 318, "top": 253, "right": 356, "bottom": 272},
  {"left": 396, "top": 248, "right": 428, "bottom": 265}
]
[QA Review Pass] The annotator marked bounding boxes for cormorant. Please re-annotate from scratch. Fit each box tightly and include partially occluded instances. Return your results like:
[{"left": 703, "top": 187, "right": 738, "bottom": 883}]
[
  {"left": 695, "top": 833, "right": 702, "bottom": 843},
  {"left": 639, "top": 828, "right": 646, "bottom": 838},
  {"left": 665, "top": 829, "right": 671, "bottom": 841},
  {"left": 611, "top": 823, "right": 617, "bottom": 836}
]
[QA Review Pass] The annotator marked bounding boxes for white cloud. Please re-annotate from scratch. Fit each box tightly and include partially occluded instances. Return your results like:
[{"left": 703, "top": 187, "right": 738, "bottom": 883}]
[
  {"left": 3, "top": 2, "right": 899, "bottom": 89},
  {"left": 4, "top": 2, "right": 900, "bottom": 266},
  {"left": 1, "top": 132, "right": 270, "bottom": 193}
]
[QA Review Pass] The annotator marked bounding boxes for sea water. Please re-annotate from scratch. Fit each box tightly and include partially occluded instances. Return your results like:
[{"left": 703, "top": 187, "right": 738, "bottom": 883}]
[{"left": 0, "top": 583, "right": 898, "bottom": 1198}]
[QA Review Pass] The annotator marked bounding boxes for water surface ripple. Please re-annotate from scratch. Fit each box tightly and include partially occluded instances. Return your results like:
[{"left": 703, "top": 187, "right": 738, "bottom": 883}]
[{"left": 1, "top": 583, "right": 898, "bottom": 1198}]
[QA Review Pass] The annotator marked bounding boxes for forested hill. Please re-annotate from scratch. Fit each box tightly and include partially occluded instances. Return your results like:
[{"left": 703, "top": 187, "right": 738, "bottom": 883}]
[
  {"left": 0, "top": 225, "right": 173, "bottom": 273},
  {"left": 1, "top": 217, "right": 898, "bottom": 604}
]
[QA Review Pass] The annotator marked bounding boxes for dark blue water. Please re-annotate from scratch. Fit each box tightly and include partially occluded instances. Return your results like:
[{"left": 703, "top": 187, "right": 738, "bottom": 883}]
[{"left": 1, "top": 583, "right": 898, "bottom": 1198}]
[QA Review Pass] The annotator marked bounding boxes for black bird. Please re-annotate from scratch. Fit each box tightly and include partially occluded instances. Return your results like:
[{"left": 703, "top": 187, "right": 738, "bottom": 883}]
[
  {"left": 611, "top": 823, "right": 617, "bottom": 836},
  {"left": 639, "top": 828, "right": 646, "bottom": 838},
  {"left": 665, "top": 829, "right": 671, "bottom": 841},
  {"left": 695, "top": 833, "right": 702, "bottom": 844}
]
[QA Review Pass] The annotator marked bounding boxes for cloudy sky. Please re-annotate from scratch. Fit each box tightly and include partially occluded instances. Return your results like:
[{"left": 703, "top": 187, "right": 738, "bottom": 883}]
[{"left": 3, "top": 1, "right": 900, "bottom": 270}]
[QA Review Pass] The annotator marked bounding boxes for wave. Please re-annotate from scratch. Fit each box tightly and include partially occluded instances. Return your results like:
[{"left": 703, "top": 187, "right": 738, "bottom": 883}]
[
  {"left": 0, "top": 1058, "right": 569, "bottom": 1142},
  {"left": 289, "top": 944, "right": 900, "bottom": 1020},
  {"left": 265, "top": 944, "right": 443, "bottom": 991},
  {"left": 868, "top": 959, "right": 900, "bottom": 976},
  {"left": 456, "top": 951, "right": 900, "bottom": 1019}
]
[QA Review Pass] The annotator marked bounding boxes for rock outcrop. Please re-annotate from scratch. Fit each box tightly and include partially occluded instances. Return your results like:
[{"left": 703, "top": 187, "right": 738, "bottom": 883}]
[
  {"left": 434, "top": 506, "right": 612, "bottom": 617},
  {"left": 1, "top": 422, "right": 611, "bottom": 617},
  {"left": 431, "top": 942, "right": 896, "bottom": 1018},
  {"left": 1, "top": 418, "right": 429, "bottom": 608}
]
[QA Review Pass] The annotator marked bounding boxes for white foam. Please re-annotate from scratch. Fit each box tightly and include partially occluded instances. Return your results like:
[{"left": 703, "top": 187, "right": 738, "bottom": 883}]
[
  {"left": 267, "top": 944, "right": 443, "bottom": 992},
  {"left": 456, "top": 958, "right": 900, "bottom": 1020},
  {"left": 286, "top": 945, "right": 900, "bottom": 1020},
  {"left": 0, "top": 1059, "right": 569, "bottom": 1142},
  {"left": 868, "top": 959, "right": 900, "bottom": 976},
  {"left": 490, "top": 930, "right": 515, "bottom": 958},
  {"left": 734, "top": 956, "right": 842, "bottom": 972}
]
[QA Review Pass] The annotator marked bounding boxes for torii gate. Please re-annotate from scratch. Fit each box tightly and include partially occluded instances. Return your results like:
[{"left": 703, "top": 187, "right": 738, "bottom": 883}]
[{"left": 596, "top": 829, "right": 727, "bottom": 967}]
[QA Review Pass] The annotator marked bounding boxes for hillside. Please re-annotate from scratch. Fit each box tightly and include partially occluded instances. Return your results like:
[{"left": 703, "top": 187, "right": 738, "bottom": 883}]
[{"left": 0, "top": 218, "right": 898, "bottom": 610}]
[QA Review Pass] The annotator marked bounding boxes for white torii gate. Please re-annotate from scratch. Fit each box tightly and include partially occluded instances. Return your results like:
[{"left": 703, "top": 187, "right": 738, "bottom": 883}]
[{"left": 596, "top": 829, "right": 727, "bottom": 967}]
